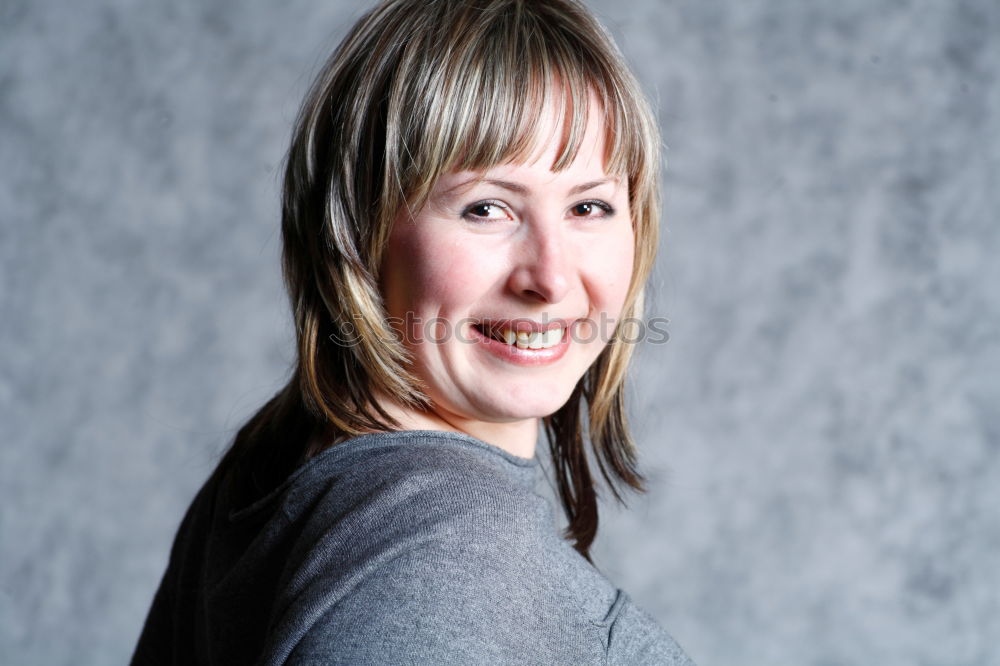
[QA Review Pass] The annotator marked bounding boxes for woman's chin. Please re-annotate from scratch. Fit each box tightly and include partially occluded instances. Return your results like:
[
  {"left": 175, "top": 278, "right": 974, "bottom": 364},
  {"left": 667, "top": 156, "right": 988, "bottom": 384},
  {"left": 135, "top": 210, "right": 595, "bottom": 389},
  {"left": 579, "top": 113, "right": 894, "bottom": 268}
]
[{"left": 470, "top": 392, "right": 577, "bottom": 424}]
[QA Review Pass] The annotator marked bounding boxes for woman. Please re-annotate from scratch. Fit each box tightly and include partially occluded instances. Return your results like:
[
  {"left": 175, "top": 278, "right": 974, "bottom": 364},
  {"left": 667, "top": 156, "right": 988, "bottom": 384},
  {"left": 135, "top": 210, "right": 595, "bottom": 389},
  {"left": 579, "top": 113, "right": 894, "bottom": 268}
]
[{"left": 131, "top": 0, "right": 695, "bottom": 663}]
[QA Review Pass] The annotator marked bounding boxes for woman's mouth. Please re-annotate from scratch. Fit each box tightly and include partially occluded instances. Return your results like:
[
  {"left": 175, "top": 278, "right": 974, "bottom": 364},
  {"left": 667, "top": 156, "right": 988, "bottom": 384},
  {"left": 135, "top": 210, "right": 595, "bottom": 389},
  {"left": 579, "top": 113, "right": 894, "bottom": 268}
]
[
  {"left": 477, "top": 324, "right": 566, "bottom": 349},
  {"left": 469, "top": 321, "right": 572, "bottom": 366}
]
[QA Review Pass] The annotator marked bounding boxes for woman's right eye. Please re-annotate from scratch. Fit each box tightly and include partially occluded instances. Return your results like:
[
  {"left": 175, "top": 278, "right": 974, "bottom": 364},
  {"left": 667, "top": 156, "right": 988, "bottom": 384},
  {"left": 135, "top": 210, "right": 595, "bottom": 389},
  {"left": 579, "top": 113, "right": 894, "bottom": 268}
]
[{"left": 462, "top": 201, "right": 510, "bottom": 221}]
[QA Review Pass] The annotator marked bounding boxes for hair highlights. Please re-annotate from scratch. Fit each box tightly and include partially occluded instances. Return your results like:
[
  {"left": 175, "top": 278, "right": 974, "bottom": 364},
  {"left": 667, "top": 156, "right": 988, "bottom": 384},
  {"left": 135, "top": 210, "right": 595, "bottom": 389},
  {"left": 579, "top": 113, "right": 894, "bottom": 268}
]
[{"left": 219, "top": 0, "right": 662, "bottom": 561}]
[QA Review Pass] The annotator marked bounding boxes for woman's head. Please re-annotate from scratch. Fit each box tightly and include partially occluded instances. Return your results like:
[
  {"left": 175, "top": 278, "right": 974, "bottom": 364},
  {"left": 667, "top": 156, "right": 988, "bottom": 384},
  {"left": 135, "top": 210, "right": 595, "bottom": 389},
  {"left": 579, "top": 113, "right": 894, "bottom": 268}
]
[
  {"left": 284, "top": 0, "right": 659, "bottom": 426},
  {"left": 380, "top": 89, "right": 636, "bottom": 450},
  {"left": 272, "top": 0, "right": 660, "bottom": 555}
]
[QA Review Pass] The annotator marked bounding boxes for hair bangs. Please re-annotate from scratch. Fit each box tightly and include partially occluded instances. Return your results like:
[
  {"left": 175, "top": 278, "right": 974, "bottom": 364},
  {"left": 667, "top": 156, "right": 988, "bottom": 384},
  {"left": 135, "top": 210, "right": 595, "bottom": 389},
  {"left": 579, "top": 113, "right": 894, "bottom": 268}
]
[{"left": 387, "top": 0, "right": 651, "bottom": 212}]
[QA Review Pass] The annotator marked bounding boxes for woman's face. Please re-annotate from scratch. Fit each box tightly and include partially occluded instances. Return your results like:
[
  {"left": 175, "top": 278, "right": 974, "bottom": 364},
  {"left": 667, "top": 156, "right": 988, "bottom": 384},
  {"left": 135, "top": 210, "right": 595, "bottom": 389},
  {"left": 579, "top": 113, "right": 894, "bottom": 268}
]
[{"left": 380, "top": 97, "right": 635, "bottom": 434}]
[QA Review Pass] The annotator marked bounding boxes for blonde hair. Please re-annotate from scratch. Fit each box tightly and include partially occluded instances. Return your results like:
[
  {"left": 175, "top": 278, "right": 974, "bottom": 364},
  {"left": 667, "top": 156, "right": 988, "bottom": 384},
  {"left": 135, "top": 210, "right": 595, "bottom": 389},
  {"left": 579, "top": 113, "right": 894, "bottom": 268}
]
[{"left": 219, "top": 0, "right": 662, "bottom": 560}]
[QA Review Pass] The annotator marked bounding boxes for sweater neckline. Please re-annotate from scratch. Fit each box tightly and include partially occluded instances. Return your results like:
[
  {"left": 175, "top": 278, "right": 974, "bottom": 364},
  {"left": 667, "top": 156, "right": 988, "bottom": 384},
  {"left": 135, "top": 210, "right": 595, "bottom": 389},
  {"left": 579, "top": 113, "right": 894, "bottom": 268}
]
[
  {"left": 225, "top": 429, "right": 540, "bottom": 523},
  {"left": 332, "top": 430, "right": 539, "bottom": 467}
]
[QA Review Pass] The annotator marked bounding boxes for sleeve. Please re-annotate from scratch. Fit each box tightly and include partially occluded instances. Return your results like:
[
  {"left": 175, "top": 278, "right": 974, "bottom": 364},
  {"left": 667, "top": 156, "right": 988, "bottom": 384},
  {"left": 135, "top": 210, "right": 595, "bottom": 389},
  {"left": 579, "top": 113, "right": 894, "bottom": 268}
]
[{"left": 604, "top": 591, "right": 698, "bottom": 666}]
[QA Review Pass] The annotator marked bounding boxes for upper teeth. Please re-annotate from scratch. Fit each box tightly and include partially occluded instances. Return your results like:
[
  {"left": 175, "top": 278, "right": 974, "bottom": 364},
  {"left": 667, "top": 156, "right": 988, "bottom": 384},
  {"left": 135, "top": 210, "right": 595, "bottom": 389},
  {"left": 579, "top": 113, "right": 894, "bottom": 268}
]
[{"left": 499, "top": 327, "right": 564, "bottom": 349}]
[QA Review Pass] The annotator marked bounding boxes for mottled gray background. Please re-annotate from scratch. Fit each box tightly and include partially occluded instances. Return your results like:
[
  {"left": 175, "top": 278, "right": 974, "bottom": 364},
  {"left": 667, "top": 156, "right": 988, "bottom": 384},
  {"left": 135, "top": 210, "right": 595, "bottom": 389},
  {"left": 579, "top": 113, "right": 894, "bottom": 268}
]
[{"left": 2, "top": 0, "right": 997, "bottom": 664}]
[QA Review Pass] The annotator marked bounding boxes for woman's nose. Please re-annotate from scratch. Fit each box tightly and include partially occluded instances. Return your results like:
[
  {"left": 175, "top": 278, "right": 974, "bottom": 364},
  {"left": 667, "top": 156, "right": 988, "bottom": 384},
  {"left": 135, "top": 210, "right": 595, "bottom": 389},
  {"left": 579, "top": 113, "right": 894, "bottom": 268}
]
[{"left": 507, "top": 227, "right": 572, "bottom": 304}]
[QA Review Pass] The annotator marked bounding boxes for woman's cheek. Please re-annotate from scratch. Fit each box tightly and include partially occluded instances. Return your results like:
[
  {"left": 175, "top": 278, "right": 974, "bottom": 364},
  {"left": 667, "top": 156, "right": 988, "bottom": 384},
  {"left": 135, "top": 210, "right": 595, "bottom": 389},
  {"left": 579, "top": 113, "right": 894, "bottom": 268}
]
[
  {"left": 406, "top": 248, "right": 493, "bottom": 349},
  {"left": 589, "top": 234, "right": 634, "bottom": 308}
]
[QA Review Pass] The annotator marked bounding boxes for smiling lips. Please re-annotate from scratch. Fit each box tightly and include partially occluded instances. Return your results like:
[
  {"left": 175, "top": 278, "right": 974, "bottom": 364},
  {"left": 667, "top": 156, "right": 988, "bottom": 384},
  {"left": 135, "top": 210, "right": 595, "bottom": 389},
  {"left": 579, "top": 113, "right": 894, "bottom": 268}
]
[
  {"left": 476, "top": 319, "right": 571, "bottom": 348},
  {"left": 471, "top": 320, "right": 574, "bottom": 365},
  {"left": 493, "top": 326, "right": 564, "bottom": 349}
]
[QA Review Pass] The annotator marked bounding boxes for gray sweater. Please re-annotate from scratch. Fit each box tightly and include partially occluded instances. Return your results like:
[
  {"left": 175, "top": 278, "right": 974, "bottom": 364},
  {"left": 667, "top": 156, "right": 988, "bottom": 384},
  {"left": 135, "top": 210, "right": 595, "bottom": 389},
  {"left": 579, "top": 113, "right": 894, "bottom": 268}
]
[{"left": 131, "top": 430, "right": 695, "bottom": 665}]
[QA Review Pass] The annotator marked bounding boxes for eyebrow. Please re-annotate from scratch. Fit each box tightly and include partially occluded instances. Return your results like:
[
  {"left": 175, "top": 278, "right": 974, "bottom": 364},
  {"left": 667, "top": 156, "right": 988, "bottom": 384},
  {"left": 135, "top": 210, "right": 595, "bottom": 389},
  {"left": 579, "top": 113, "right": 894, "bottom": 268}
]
[{"left": 443, "top": 177, "right": 620, "bottom": 197}]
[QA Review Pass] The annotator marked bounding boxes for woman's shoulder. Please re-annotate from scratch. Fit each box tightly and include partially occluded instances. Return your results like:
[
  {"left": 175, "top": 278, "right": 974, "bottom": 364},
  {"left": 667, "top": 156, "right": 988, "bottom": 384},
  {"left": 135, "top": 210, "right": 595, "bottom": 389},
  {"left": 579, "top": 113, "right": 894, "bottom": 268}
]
[
  {"left": 275, "top": 430, "right": 556, "bottom": 581},
  {"left": 258, "top": 430, "right": 696, "bottom": 664}
]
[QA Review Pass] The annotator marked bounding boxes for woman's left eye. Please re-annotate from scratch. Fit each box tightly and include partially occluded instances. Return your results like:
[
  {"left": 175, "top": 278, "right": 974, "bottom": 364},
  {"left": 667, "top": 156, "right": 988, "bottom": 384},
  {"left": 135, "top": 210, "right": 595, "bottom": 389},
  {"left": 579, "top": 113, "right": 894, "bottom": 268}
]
[{"left": 570, "top": 200, "right": 614, "bottom": 218}]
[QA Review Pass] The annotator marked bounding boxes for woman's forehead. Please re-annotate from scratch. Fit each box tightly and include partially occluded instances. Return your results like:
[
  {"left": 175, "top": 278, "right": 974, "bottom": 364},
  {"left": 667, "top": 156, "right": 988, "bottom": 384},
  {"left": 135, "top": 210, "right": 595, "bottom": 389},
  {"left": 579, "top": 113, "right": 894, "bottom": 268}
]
[
  {"left": 445, "top": 90, "right": 620, "bottom": 180},
  {"left": 434, "top": 169, "right": 624, "bottom": 198}
]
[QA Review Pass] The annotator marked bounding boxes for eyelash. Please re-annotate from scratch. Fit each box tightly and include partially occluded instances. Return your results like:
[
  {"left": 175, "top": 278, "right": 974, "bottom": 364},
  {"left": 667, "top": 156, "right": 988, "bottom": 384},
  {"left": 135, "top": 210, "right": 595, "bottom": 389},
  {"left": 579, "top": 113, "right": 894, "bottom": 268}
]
[{"left": 461, "top": 199, "right": 616, "bottom": 221}]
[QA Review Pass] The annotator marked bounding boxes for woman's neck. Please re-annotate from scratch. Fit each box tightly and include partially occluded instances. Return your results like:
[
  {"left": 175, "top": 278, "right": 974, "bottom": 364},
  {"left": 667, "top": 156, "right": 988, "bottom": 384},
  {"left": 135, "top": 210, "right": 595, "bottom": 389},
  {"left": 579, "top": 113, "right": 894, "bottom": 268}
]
[{"left": 374, "top": 396, "right": 539, "bottom": 461}]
